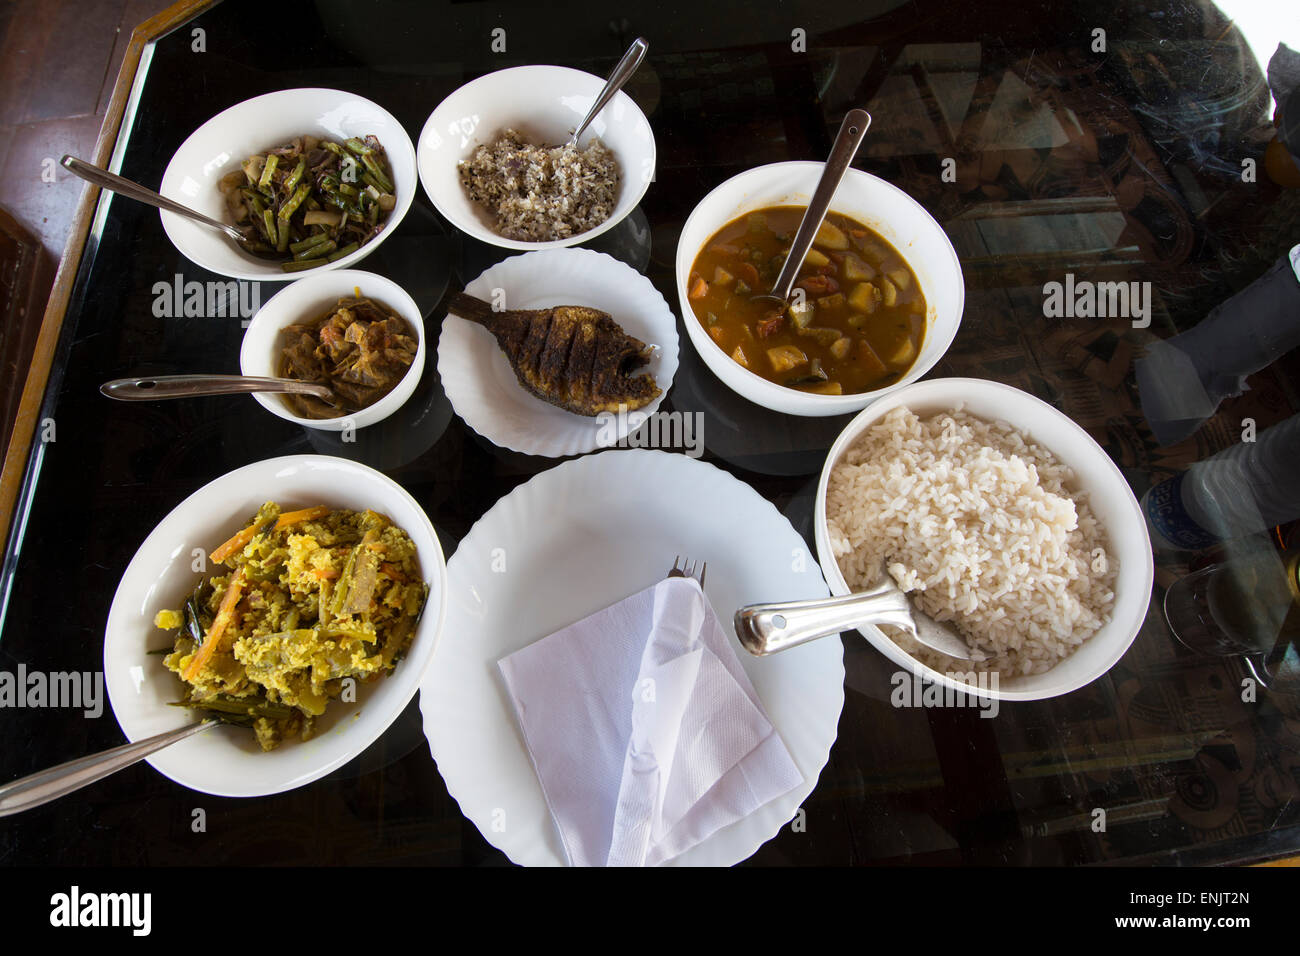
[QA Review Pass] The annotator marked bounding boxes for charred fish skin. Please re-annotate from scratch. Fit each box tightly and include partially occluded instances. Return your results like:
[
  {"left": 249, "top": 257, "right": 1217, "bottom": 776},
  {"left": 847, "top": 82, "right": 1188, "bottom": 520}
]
[{"left": 447, "top": 292, "right": 662, "bottom": 416}]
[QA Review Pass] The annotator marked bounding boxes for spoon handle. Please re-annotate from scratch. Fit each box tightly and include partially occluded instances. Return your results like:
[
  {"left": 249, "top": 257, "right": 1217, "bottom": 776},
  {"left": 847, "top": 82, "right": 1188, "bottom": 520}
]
[
  {"left": 0, "top": 722, "right": 214, "bottom": 818},
  {"left": 768, "top": 109, "right": 872, "bottom": 302},
  {"left": 100, "top": 374, "right": 333, "bottom": 401},
  {"left": 570, "top": 37, "right": 649, "bottom": 146},
  {"left": 735, "top": 578, "right": 912, "bottom": 656},
  {"left": 61, "top": 155, "right": 245, "bottom": 242}
]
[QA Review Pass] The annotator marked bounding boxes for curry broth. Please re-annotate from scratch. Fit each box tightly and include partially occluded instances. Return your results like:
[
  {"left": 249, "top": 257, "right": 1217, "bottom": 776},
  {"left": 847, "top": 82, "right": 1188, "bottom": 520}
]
[{"left": 687, "top": 206, "right": 926, "bottom": 394}]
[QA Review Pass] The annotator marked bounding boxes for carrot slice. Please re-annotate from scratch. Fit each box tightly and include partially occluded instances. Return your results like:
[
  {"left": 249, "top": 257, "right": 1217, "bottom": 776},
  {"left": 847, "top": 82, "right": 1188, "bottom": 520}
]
[
  {"left": 211, "top": 519, "right": 271, "bottom": 564},
  {"left": 274, "top": 505, "right": 330, "bottom": 530},
  {"left": 210, "top": 506, "right": 330, "bottom": 564},
  {"left": 689, "top": 276, "right": 709, "bottom": 299},
  {"left": 182, "top": 568, "right": 247, "bottom": 681}
]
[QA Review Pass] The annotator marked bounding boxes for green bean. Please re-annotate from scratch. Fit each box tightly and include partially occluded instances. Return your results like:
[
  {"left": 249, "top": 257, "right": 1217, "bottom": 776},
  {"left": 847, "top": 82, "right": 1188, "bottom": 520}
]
[
  {"left": 232, "top": 135, "right": 393, "bottom": 265},
  {"left": 294, "top": 239, "right": 336, "bottom": 261},
  {"left": 283, "top": 156, "right": 307, "bottom": 193},
  {"left": 173, "top": 694, "right": 295, "bottom": 722},
  {"left": 278, "top": 182, "right": 311, "bottom": 220},
  {"left": 361, "top": 153, "right": 393, "bottom": 193},
  {"left": 281, "top": 257, "right": 328, "bottom": 272},
  {"left": 258, "top": 153, "right": 278, "bottom": 190},
  {"left": 290, "top": 232, "right": 330, "bottom": 254}
]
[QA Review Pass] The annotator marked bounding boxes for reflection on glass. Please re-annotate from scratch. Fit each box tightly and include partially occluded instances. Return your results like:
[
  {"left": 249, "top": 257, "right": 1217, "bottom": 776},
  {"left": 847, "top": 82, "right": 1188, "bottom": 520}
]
[{"left": 1165, "top": 538, "right": 1299, "bottom": 656}]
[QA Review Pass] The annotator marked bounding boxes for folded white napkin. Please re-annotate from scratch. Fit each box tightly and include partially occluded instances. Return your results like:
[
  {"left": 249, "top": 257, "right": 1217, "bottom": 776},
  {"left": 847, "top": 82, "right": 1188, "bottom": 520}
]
[{"left": 498, "top": 576, "right": 803, "bottom": 866}]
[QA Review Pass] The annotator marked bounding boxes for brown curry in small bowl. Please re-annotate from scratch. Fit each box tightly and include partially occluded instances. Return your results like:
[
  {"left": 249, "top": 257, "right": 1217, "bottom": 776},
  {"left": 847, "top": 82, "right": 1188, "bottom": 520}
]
[
  {"left": 686, "top": 207, "right": 925, "bottom": 395},
  {"left": 278, "top": 295, "right": 418, "bottom": 419}
]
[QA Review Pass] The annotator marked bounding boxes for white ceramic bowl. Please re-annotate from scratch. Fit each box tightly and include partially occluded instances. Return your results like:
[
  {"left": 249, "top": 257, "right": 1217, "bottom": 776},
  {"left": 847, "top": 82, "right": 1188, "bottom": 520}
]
[
  {"left": 104, "top": 455, "right": 448, "bottom": 797},
  {"left": 417, "top": 65, "right": 656, "bottom": 250},
  {"left": 676, "top": 162, "right": 964, "bottom": 417},
  {"left": 240, "top": 269, "right": 425, "bottom": 431},
  {"left": 159, "top": 88, "right": 417, "bottom": 281},
  {"left": 813, "top": 378, "right": 1154, "bottom": 701}
]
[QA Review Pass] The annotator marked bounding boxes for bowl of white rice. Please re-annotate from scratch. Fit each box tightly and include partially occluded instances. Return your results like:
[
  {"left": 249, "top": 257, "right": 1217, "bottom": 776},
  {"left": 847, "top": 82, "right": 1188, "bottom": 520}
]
[{"left": 814, "top": 377, "right": 1153, "bottom": 701}]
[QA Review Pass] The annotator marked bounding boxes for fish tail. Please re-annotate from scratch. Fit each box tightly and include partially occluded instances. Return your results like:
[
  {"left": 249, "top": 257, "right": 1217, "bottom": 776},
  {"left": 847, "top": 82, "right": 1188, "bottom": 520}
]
[{"left": 447, "top": 292, "right": 497, "bottom": 325}]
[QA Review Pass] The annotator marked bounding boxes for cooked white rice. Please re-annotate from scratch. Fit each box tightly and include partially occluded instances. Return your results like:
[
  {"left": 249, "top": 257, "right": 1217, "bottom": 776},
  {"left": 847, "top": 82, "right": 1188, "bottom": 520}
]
[
  {"left": 458, "top": 128, "right": 620, "bottom": 242},
  {"left": 825, "top": 405, "right": 1115, "bottom": 676}
]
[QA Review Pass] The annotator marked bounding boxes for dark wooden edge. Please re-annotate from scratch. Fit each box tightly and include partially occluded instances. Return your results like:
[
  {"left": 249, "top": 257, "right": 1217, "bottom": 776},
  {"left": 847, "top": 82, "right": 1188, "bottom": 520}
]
[{"left": 0, "top": 0, "right": 220, "bottom": 543}]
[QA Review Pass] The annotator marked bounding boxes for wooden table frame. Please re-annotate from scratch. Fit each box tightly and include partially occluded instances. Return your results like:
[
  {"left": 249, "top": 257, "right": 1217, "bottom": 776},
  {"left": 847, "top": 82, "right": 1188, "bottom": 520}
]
[{"left": 0, "top": 0, "right": 218, "bottom": 544}]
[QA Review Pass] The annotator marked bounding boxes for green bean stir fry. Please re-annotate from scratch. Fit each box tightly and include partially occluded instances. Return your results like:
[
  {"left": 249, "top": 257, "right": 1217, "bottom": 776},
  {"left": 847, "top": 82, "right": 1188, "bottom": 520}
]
[{"left": 219, "top": 134, "right": 397, "bottom": 272}]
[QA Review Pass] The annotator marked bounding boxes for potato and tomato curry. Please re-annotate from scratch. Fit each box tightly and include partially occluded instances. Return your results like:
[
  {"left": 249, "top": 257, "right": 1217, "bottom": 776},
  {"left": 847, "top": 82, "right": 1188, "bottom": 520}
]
[{"left": 687, "top": 207, "right": 926, "bottom": 395}]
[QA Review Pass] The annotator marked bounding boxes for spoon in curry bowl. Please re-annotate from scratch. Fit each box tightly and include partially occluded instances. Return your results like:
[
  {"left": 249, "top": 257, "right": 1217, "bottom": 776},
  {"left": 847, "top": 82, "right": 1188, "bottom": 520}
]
[{"left": 749, "top": 108, "right": 872, "bottom": 311}]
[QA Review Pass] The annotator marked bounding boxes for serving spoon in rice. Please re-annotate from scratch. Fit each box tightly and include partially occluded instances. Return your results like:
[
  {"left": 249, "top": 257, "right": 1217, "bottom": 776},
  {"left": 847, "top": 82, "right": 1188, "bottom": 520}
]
[{"left": 734, "top": 562, "right": 979, "bottom": 659}]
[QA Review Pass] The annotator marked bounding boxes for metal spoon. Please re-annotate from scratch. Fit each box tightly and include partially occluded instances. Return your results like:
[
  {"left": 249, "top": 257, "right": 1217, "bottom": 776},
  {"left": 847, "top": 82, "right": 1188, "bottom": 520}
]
[
  {"left": 0, "top": 722, "right": 214, "bottom": 817},
  {"left": 61, "top": 155, "right": 245, "bottom": 243},
  {"left": 734, "top": 566, "right": 978, "bottom": 659},
  {"left": 751, "top": 108, "right": 872, "bottom": 308},
  {"left": 101, "top": 374, "right": 335, "bottom": 405},
  {"left": 568, "top": 37, "right": 649, "bottom": 147}
]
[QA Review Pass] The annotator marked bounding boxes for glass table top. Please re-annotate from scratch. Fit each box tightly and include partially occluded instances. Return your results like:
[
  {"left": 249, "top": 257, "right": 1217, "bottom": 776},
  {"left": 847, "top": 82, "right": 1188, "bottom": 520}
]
[{"left": 1, "top": 0, "right": 1298, "bottom": 867}]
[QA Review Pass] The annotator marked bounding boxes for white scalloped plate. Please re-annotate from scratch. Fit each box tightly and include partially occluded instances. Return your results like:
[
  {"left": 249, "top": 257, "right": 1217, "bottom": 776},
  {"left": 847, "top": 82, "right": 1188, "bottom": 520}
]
[
  {"left": 438, "top": 248, "right": 678, "bottom": 457},
  {"left": 419, "top": 449, "right": 844, "bottom": 866}
]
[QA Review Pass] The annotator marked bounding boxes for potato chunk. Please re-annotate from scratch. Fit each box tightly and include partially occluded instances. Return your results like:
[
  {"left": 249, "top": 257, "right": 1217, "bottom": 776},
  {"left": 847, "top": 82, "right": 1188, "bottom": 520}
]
[
  {"left": 887, "top": 337, "right": 915, "bottom": 367},
  {"left": 857, "top": 340, "right": 887, "bottom": 378},
  {"left": 813, "top": 221, "right": 850, "bottom": 250},
  {"left": 766, "top": 345, "right": 808, "bottom": 373},
  {"left": 847, "top": 282, "right": 880, "bottom": 313},
  {"left": 842, "top": 255, "right": 876, "bottom": 281}
]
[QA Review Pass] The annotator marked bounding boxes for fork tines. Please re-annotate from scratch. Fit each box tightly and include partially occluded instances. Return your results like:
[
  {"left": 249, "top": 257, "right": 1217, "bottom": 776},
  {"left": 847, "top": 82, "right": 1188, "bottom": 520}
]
[{"left": 668, "top": 555, "right": 707, "bottom": 588}]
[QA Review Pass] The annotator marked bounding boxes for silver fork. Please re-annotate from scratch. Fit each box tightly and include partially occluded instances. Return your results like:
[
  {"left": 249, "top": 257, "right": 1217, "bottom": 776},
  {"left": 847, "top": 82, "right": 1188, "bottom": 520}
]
[{"left": 667, "top": 555, "right": 707, "bottom": 589}]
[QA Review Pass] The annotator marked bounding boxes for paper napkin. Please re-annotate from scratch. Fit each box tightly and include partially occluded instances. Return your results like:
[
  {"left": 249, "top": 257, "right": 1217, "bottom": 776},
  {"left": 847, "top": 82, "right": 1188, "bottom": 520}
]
[{"left": 498, "top": 576, "right": 803, "bottom": 866}]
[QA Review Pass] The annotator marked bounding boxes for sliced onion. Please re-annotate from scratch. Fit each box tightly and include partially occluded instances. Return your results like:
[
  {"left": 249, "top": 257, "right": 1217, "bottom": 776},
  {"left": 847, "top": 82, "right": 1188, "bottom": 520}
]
[{"left": 303, "top": 210, "right": 341, "bottom": 227}]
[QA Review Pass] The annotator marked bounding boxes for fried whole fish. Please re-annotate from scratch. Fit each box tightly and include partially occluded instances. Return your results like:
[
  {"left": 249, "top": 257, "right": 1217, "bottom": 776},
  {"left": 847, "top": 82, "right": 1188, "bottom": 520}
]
[{"left": 448, "top": 292, "right": 661, "bottom": 416}]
